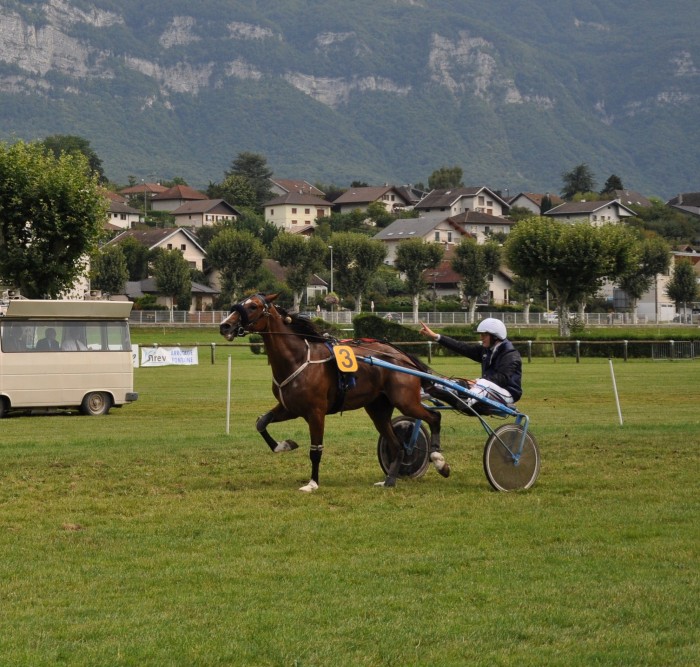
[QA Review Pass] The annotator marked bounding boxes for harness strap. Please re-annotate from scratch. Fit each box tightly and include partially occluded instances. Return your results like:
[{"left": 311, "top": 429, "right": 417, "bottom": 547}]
[{"left": 273, "top": 340, "right": 332, "bottom": 410}]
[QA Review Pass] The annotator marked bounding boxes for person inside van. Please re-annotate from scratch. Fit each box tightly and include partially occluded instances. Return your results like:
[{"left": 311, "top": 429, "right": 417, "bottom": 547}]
[
  {"left": 61, "top": 327, "right": 88, "bottom": 351},
  {"left": 36, "top": 327, "right": 60, "bottom": 351}
]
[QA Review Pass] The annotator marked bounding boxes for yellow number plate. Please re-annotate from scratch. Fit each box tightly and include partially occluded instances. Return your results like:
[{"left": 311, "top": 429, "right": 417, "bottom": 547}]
[{"left": 333, "top": 345, "right": 358, "bottom": 372}]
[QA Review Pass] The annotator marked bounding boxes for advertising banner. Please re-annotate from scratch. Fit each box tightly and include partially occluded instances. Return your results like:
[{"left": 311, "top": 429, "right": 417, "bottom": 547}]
[{"left": 140, "top": 346, "right": 199, "bottom": 367}]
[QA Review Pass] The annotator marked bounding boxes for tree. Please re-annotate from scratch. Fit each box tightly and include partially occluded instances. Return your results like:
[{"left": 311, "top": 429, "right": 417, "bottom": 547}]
[
  {"left": 601, "top": 174, "right": 623, "bottom": 196},
  {"left": 153, "top": 250, "right": 192, "bottom": 318},
  {"left": 505, "top": 218, "right": 636, "bottom": 335},
  {"left": 226, "top": 152, "right": 274, "bottom": 210},
  {"left": 207, "top": 229, "right": 266, "bottom": 304},
  {"left": 616, "top": 234, "right": 670, "bottom": 322},
  {"left": 627, "top": 199, "right": 700, "bottom": 243},
  {"left": 666, "top": 260, "right": 699, "bottom": 321},
  {"left": 511, "top": 274, "right": 544, "bottom": 324},
  {"left": 329, "top": 232, "right": 387, "bottom": 312},
  {"left": 0, "top": 140, "right": 107, "bottom": 298},
  {"left": 118, "top": 236, "right": 152, "bottom": 280},
  {"left": 365, "top": 200, "right": 395, "bottom": 228},
  {"left": 41, "top": 134, "right": 106, "bottom": 182},
  {"left": 428, "top": 166, "right": 463, "bottom": 190},
  {"left": 540, "top": 193, "right": 554, "bottom": 214},
  {"left": 206, "top": 174, "right": 257, "bottom": 209},
  {"left": 90, "top": 245, "right": 128, "bottom": 298},
  {"left": 270, "top": 234, "right": 327, "bottom": 311},
  {"left": 561, "top": 163, "right": 596, "bottom": 200},
  {"left": 451, "top": 237, "right": 501, "bottom": 322},
  {"left": 394, "top": 239, "right": 444, "bottom": 320},
  {"left": 235, "top": 209, "right": 280, "bottom": 249}
]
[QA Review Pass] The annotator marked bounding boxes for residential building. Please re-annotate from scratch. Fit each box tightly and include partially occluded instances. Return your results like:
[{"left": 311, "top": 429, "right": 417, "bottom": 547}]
[
  {"left": 447, "top": 210, "right": 516, "bottom": 244},
  {"left": 270, "top": 178, "right": 325, "bottom": 198},
  {"left": 106, "top": 227, "right": 206, "bottom": 271},
  {"left": 264, "top": 192, "right": 333, "bottom": 231},
  {"left": 612, "top": 190, "right": 652, "bottom": 208},
  {"left": 171, "top": 199, "right": 241, "bottom": 228},
  {"left": 150, "top": 185, "right": 208, "bottom": 212},
  {"left": 333, "top": 186, "right": 411, "bottom": 214},
  {"left": 508, "top": 192, "right": 563, "bottom": 215},
  {"left": 414, "top": 187, "right": 510, "bottom": 218},
  {"left": 106, "top": 199, "right": 141, "bottom": 230},
  {"left": 544, "top": 200, "right": 636, "bottom": 225},
  {"left": 667, "top": 192, "right": 700, "bottom": 218},
  {"left": 125, "top": 278, "right": 220, "bottom": 312},
  {"left": 373, "top": 217, "right": 471, "bottom": 265}
]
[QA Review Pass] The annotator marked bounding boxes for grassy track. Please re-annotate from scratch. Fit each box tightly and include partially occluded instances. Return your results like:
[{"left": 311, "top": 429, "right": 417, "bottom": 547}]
[{"left": 0, "top": 344, "right": 698, "bottom": 666}]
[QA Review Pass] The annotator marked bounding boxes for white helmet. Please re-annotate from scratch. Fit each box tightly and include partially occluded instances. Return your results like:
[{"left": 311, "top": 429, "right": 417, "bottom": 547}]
[{"left": 477, "top": 318, "right": 507, "bottom": 340}]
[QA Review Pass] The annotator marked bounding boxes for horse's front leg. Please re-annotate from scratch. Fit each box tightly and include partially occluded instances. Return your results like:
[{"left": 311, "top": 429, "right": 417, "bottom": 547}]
[
  {"left": 299, "top": 409, "right": 325, "bottom": 493},
  {"left": 256, "top": 403, "right": 299, "bottom": 453}
]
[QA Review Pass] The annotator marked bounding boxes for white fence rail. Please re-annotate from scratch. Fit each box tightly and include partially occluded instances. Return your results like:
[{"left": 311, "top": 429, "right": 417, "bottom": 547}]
[{"left": 128, "top": 310, "right": 696, "bottom": 327}]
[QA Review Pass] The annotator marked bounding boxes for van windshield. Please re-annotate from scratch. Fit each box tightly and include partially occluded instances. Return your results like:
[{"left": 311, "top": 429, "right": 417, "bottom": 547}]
[{"left": 1, "top": 320, "right": 131, "bottom": 353}]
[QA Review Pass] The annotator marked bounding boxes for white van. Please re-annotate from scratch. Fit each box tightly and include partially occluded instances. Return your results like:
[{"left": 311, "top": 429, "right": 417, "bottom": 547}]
[{"left": 0, "top": 300, "right": 138, "bottom": 417}]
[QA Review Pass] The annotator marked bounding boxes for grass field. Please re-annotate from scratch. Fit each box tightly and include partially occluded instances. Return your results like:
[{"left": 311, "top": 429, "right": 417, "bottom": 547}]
[{"left": 0, "top": 341, "right": 698, "bottom": 666}]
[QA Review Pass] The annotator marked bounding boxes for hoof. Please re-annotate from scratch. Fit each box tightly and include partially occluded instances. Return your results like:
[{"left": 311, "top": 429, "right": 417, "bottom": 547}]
[
  {"left": 273, "top": 440, "right": 299, "bottom": 453},
  {"left": 430, "top": 451, "right": 451, "bottom": 478},
  {"left": 298, "top": 480, "right": 319, "bottom": 492}
]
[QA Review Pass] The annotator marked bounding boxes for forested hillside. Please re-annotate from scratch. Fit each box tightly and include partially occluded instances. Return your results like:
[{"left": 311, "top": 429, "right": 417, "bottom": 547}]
[{"left": 0, "top": 0, "right": 698, "bottom": 197}]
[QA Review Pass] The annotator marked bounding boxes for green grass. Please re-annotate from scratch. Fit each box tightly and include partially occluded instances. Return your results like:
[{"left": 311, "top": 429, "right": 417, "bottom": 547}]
[{"left": 0, "top": 346, "right": 698, "bottom": 666}]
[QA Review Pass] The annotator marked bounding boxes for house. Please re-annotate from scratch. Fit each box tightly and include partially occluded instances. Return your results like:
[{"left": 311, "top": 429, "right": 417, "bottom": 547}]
[
  {"left": 667, "top": 192, "right": 700, "bottom": 218},
  {"left": 614, "top": 249, "right": 698, "bottom": 322},
  {"left": 446, "top": 210, "right": 516, "bottom": 243},
  {"left": 373, "top": 216, "right": 472, "bottom": 265},
  {"left": 106, "top": 227, "right": 206, "bottom": 272},
  {"left": 414, "top": 187, "right": 510, "bottom": 218},
  {"left": 508, "top": 192, "right": 564, "bottom": 215},
  {"left": 270, "top": 178, "right": 325, "bottom": 198},
  {"left": 333, "top": 186, "right": 411, "bottom": 214},
  {"left": 125, "top": 278, "right": 220, "bottom": 312},
  {"left": 420, "top": 250, "right": 514, "bottom": 306},
  {"left": 394, "top": 185, "right": 429, "bottom": 208},
  {"left": 261, "top": 258, "right": 328, "bottom": 306},
  {"left": 106, "top": 199, "right": 142, "bottom": 230},
  {"left": 150, "top": 184, "right": 208, "bottom": 212},
  {"left": 544, "top": 200, "right": 636, "bottom": 225},
  {"left": 612, "top": 190, "right": 652, "bottom": 208},
  {"left": 119, "top": 182, "right": 168, "bottom": 198},
  {"left": 264, "top": 192, "right": 333, "bottom": 231},
  {"left": 171, "top": 199, "right": 241, "bottom": 228}
]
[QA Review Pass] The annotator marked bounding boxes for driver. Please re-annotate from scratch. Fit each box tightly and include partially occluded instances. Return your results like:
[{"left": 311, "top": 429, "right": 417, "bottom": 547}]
[{"left": 419, "top": 318, "right": 522, "bottom": 412}]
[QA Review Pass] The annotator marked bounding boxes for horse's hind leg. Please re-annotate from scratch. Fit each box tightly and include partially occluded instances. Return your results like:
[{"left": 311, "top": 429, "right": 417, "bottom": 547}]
[
  {"left": 256, "top": 404, "right": 299, "bottom": 453},
  {"left": 365, "top": 398, "right": 403, "bottom": 487}
]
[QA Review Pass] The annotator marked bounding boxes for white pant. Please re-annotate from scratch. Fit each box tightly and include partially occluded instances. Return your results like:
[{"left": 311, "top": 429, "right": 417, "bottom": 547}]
[{"left": 467, "top": 378, "right": 514, "bottom": 407}]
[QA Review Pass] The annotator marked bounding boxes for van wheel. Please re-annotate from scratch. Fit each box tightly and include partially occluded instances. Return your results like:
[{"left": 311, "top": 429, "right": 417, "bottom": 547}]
[
  {"left": 81, "top": 392, "right": 112, "bottom": 416},
  {"left": 0, "top": 397, "right": 7, "bottom": 419}
]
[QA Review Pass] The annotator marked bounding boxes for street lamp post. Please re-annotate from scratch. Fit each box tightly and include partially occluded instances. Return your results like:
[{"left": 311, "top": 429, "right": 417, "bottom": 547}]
[
  {"left": 328, "top": 245, "right": 333, "bottom": 294},
  {"left": 142, "top": 178, "right": 147, "bottom": 223}
]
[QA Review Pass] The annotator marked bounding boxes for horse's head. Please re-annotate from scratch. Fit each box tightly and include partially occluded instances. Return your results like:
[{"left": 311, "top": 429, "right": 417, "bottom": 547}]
[{"left": 219, "top": 293, "right": 279, "bottom": 340}]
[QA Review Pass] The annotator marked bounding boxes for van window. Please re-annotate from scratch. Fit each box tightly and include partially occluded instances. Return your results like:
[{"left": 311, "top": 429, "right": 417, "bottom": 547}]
[{"left": 1, "top": 320, "right": 131, "bottom": 353}]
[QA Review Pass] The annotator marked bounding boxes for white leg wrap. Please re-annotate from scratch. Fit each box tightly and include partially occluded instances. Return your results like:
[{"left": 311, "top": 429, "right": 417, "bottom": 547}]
[{"left": 298, "top": 480, "right": 319, "bottom": 492}]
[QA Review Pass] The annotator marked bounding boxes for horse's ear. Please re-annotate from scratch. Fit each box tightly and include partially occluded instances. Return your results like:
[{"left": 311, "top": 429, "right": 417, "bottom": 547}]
[{"left": 265, "top": 292, "right": 280, "bottom": 303}]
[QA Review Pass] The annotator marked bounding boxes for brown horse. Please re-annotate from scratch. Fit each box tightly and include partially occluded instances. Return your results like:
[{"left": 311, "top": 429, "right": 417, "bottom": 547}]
[{"left": 219, "top": 293, "right": 448, "bottom": 491}]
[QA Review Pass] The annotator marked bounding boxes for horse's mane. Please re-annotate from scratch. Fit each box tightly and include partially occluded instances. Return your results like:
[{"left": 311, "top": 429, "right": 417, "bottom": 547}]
[{"left": 275, "top": 306, "right": 326, "bottom": 342}]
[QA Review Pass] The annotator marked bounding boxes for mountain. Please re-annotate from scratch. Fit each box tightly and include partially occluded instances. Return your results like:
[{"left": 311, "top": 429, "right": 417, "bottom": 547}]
[{"left": 1, "top": 0, "right": 698, "bottom": 199}]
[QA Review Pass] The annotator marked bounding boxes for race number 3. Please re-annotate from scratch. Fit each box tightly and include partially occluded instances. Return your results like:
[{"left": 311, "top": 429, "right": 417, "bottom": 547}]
[{"left": 333, "top": 345, "right": 358, "bottom": 372}]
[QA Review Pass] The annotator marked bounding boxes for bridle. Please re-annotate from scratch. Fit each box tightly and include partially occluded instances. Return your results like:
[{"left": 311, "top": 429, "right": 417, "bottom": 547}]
[{"left": 227, "top": 294, "right": 271, "bottom": 337}]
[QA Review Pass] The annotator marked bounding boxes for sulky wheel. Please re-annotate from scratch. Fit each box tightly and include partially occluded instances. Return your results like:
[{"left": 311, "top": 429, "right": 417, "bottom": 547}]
[
  {"left": 483, "top": 423, "right": 540, "bottom": 491},
  {"left": 377, "top": 416, "right": 431, "bottom": 479}
]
